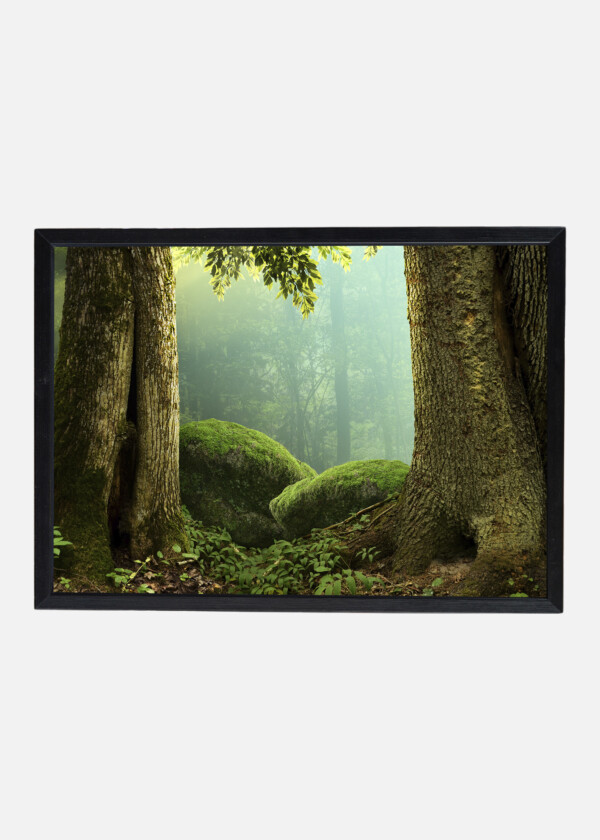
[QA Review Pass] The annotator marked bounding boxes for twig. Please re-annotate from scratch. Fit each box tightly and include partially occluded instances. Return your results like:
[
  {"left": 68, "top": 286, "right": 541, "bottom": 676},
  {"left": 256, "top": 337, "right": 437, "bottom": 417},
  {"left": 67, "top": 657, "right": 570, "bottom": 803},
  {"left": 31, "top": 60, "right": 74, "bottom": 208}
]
[
  {"left": 298, "top": 494, "right": 402, "bottom": 540},
  {"left": 368, "top": 502, "right": 398, "bottom": 527}
]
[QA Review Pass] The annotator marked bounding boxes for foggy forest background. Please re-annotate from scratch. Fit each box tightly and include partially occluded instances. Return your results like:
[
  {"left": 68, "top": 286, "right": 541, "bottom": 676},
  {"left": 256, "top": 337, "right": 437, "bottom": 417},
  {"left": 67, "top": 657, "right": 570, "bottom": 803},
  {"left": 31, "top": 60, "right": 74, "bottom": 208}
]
[{"left": 54, "top": 246, "right": 414, "bottom": 473}]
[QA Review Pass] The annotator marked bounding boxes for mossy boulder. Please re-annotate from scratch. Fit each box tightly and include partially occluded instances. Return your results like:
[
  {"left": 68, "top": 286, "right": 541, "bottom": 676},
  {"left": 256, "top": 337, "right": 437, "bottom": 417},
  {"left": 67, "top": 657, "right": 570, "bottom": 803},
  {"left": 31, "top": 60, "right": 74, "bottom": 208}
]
[
  {"left": 179, "top": 419, "right": 316, "bottom": 546},
  {"left": 269, "top": 459, "right": 410, "bottom": 539}
]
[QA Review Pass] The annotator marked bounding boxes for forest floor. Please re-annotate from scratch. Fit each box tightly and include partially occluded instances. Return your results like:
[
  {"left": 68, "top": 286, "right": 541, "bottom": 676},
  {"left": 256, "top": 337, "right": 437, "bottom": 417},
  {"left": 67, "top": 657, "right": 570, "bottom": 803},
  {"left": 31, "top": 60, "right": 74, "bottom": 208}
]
[
  {"left": 53, "top": 553, "right": 476, "bottom": 597},
  {"left": 53, "top": 501, "right": 491, "bottom": 598}
]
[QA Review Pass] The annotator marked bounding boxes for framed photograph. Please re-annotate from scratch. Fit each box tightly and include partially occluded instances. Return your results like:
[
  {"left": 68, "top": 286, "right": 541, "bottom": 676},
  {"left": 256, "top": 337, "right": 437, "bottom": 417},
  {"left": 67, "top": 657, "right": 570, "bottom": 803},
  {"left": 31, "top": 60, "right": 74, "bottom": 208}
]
[{"left": 35, "top": 228, "right": 564, "bottom": 612}]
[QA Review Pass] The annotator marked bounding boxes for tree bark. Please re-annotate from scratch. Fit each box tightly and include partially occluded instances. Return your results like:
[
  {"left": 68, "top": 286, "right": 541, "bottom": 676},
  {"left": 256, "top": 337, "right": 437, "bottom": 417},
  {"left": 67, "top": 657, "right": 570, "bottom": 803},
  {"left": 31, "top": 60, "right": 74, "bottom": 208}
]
[
  {"left": 387, "top": 245, "right": 546, "bottom": 595},
  {"left": 498, "top": 245, "right": 547, "bottom": 468},
  {"left": 131, "top": 248, "right": 183, "bottom": 557},
  {"left": 54, "top": 247, "right": 187, "bottom": 585},
  {"left": 129, "top": 248, "right": 186, "bottom": 558},
  {"left": 55, "top": 248, "right": 135, "bottom": 582}
]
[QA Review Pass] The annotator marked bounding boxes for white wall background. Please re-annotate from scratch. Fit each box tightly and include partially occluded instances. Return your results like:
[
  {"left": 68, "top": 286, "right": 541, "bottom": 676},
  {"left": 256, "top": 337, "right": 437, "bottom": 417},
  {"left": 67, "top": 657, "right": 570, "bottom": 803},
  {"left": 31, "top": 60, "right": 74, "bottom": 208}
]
[{"left": 2, "top": 2, "right": 598, "bottom": 838}]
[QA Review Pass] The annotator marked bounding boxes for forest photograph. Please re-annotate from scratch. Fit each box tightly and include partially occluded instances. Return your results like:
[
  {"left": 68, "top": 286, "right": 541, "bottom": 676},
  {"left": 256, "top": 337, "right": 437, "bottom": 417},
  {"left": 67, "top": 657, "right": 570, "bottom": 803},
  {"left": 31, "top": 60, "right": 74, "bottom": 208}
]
[{"left": 51, "top": 241, "right": 548, "bottom": 600}]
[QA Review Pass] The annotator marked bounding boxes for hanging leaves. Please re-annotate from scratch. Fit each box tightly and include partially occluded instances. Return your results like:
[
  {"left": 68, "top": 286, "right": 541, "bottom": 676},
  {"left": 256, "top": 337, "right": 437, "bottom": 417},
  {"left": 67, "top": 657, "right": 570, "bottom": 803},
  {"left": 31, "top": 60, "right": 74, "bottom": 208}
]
[{"left": 171, "top": 245, "right": 380, "bottom": 317}]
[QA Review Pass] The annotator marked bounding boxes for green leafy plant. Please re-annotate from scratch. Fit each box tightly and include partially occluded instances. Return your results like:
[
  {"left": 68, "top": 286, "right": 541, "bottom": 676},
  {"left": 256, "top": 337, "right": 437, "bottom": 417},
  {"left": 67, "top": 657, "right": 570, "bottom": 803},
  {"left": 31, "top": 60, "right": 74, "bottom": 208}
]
[
  {"left": 422, "top": 577, "right": 443, "bottom": 597},
  {"left": 507, "top": 573, "right": 538, "bottom": 597},
  {"left": 314, "top": 569, "right": 380, "bottom": 596},
  {"left": 53, "top": 526, "right": 72, "bottom": 557},
  {"left": 106, "top": 567, "right": 135, "bottom": 589},
  {"left": 107, "top": 557, "right": 154, "bottom": 591},
  {"left": 355, "top": 547, "right": 380, "bottom": 564}
]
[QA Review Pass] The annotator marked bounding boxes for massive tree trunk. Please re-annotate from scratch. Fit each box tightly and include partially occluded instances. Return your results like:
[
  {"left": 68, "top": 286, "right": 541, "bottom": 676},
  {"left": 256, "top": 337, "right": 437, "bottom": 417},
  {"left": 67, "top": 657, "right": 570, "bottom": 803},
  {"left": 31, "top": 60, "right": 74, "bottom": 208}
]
[
  {"left": 54, "top": 249, "right": 135, "bottom": 582},
  {"left": 394, "top": 245, "right": 547, "bottom": 594},
  {"left": 351, "top": 245, "right": 547, "bottom": 597},
  {"left": 54, "top": 247, "right": 187, "bottom": 585}
]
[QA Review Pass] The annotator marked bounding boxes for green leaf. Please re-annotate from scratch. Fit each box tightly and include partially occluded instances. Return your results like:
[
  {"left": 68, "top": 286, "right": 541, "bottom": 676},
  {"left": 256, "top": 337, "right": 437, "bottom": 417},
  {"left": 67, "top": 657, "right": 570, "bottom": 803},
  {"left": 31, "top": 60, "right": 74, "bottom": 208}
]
[
  {"left": 156, "top": 551, "right": 164, "bottom": 559},
  {"left": 510, "top": 592, "right": 529, "bottom": 598},
  {"left": 346, "top": 576, "right": 357, "bottom": 595},
  {"left": 422, "top": 588, "right": 434, "bottom": 597},
  {"left": 172, "top": 544, "right": 182, "bottom": 553},
  {"left": 431, "top": 577, "right": 443, "bottom": 588},
  {"left": 333, "top": 579, "right": 342, "bottom": 596}
]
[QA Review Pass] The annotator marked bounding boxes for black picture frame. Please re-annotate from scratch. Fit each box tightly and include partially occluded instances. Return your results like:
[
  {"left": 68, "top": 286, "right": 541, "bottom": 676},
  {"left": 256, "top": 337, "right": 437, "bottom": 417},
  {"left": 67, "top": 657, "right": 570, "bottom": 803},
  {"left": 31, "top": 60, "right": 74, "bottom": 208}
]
[{"left": 35, "top": 227, "right": 565, "bottom": 613}]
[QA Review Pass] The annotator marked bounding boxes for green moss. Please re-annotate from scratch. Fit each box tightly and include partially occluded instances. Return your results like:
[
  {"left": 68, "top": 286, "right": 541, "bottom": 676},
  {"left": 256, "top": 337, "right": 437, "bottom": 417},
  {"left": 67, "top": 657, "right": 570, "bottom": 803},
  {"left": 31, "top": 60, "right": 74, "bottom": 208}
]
[
  {"left": 54, "top": 326, "right": 116, "bottom": 586},
  {"left": 454, "top": 549, "right": 546, "bottom": 598},
  {"left": 270, "top": 459, "right": 410, "bottom": 539},
  {"left": 180, "top": 420, "right": 316, "bottom": 546},
  {"left": 180, "top": 419, "right": 315, "bottom": 475},
  {"left": 54, "top": 466, "right": 114, "bottom": 586},
  {"left": 133, "top": 506, "right": 190, "bottom": 558},
  {"left": 53, "top": 249, "right": 138, "bottom": 587}
]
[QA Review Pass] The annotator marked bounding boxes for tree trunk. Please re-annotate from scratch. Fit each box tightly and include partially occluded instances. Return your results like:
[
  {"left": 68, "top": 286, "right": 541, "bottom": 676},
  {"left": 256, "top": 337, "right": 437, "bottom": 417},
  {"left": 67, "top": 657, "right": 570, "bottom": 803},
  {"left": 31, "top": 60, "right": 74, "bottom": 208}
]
[
  {"left": 54, "top": 247, "right": 187, "bottom": 585},
  {"left": 387, "top": 245, "right": 546, "bottom": 595},
  {"left": 54, "top": 248, "right": 135, "bottom": 583},
  {"left": 347, "top": 245, "right": 547, "bottom": 595},
  {"left": 129, "top": 248, "right": 186, "bottom": 558},
  {"left": 498, "top": 245, "right": 547, "bottom": 468},
  {"left": 330, "top": 275, "right": 351, "bottom": 463}
]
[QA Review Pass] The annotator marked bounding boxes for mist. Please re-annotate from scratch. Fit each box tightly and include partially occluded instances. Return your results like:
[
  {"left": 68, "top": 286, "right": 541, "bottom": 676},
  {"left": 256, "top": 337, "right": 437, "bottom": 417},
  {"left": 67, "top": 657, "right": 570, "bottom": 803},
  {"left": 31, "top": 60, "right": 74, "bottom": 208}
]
[{"left": 175, "top": 246, "right": 414, "bottom": 472}]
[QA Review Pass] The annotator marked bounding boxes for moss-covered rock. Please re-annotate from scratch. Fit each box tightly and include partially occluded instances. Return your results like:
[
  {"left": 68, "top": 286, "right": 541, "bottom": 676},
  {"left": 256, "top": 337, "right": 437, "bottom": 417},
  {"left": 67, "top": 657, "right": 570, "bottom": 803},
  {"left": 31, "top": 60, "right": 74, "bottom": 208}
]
[
  {"left": 269, "top": 459, "right": 410, "bottom": 539},
  {"left": 179, "top": 419, "right": 316, "bottom": 546}
]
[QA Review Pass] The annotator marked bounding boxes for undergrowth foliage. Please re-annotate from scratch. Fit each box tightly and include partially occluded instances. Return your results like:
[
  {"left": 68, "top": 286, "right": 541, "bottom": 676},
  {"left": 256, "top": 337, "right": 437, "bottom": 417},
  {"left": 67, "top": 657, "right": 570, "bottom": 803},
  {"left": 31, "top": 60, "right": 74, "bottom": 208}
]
[
  {"left": 54, "top": 504, "right": 531, "bottom": 599},
  {"left": 54, "top": 510, "right": 458, "bottom": 597},
  {"left": 102, "top": 509, "right": 383, "bottom": 596},
  {"left": 53, "top": 527, "right": 73, "bottom": 589},
  {"left": 180, "top": 509, "right": 382, "bottom": 595},
  {"left": 56, "top": 505, "right": 465, "bottom": 598}
]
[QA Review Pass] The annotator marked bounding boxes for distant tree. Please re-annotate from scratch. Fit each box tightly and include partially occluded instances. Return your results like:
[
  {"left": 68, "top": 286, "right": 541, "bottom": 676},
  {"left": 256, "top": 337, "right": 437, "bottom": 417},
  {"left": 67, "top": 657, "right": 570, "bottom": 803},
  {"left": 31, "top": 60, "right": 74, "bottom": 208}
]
[{"left": 330, "top": 271, "right": 351, "bottom": 462}]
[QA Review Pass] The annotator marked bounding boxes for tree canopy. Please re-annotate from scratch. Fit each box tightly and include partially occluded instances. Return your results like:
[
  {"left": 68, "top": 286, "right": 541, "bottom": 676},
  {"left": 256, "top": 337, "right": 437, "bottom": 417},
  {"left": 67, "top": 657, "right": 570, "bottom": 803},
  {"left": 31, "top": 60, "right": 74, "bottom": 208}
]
[{"left": 172, "top": 245, "right": 381, "bottom": 317}]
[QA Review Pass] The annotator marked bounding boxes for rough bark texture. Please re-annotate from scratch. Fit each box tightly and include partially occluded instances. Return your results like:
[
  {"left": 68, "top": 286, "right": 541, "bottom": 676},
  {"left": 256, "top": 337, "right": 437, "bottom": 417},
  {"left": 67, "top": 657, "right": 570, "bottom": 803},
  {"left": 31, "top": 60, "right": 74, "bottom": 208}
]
[
  {"left": 387, "top": 245, "right": 547, "bottom": 596},
  {"left": 55, "top": 248, "right": 135, "bottom": 582},
  {"left": 129, "top": 248, "right": 187, "bottom": 558},
  {"left": 54, "top": 247, "right": 187, "bottom": 584},
  {"left": 498, "top": 245, "right": 547, "bottom": 468}
]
